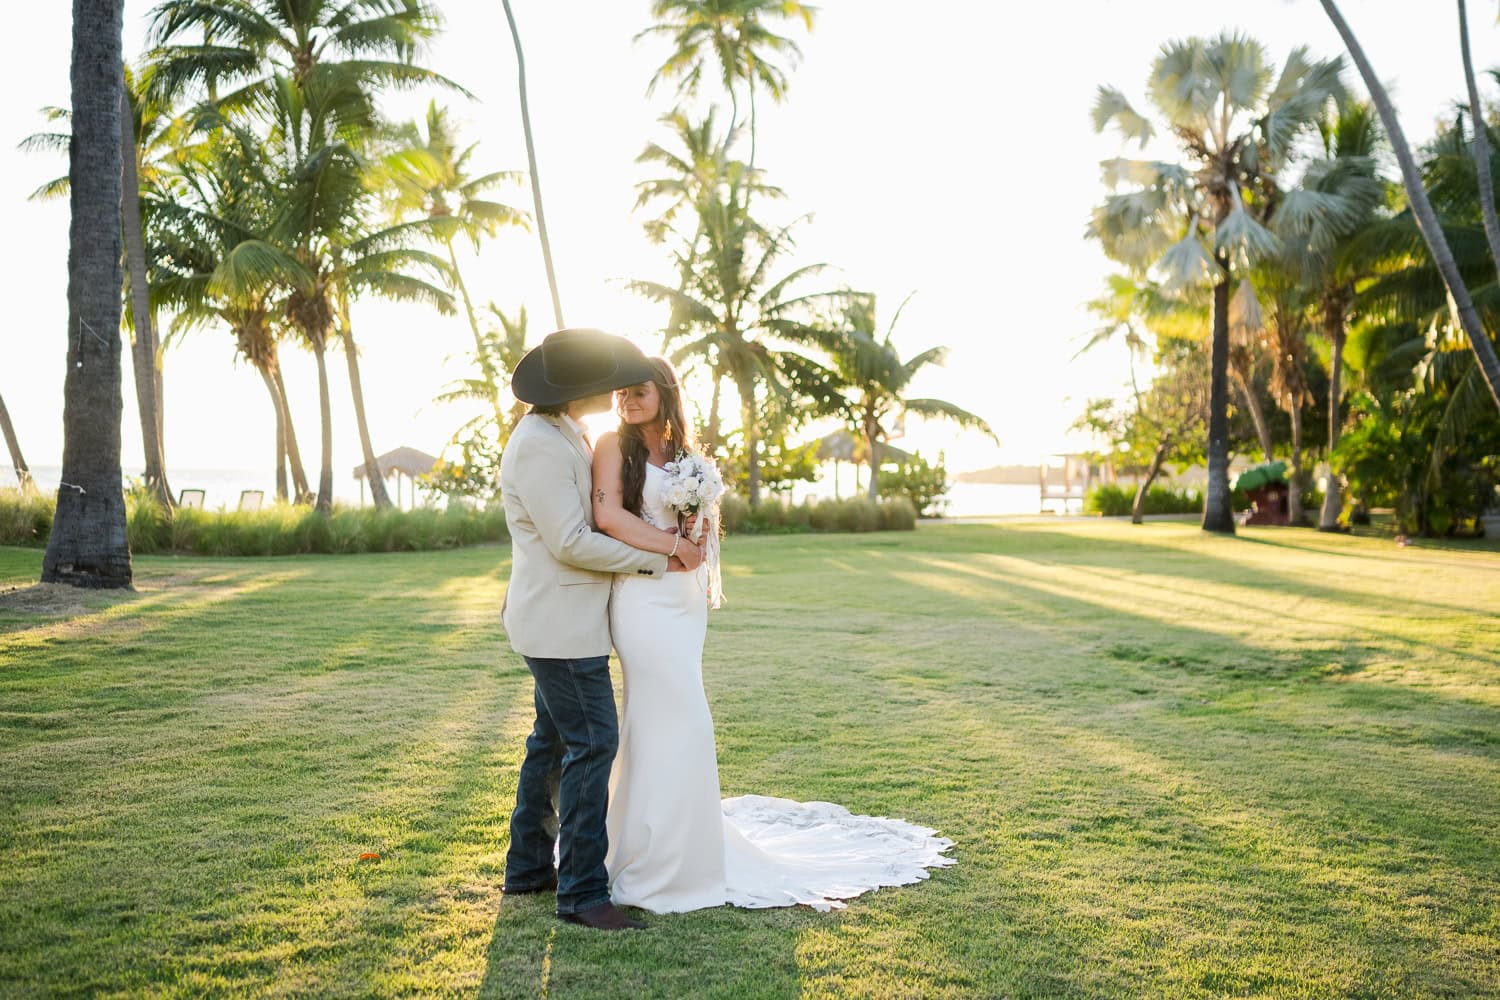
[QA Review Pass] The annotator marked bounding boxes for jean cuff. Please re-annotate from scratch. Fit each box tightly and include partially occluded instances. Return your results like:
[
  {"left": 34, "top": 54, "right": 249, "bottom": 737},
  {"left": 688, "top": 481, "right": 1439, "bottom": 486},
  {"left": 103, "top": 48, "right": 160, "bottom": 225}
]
[{"left": 554, "top": 891, "right": 611, "bottom": 916}]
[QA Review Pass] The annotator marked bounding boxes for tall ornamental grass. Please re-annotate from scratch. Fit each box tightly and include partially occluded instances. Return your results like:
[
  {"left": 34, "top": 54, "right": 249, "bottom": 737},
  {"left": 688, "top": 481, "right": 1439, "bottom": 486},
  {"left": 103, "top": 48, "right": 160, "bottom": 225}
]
[
  {"left": 3, "top": 488, "right": 916, "bottom": 554},
  {"left": 0, "top": 487, "right": 508, "bottom": 555}
]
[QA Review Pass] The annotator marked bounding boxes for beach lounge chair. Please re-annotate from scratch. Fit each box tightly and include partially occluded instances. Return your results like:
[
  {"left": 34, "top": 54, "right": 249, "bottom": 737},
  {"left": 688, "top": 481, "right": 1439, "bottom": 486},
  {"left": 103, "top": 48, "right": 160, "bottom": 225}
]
[
  {"left": 237, "top": 490, "right": 264, "bottom": 513},
  {"left": 178, "top": 489, "right": 205, "bottom": 509}
]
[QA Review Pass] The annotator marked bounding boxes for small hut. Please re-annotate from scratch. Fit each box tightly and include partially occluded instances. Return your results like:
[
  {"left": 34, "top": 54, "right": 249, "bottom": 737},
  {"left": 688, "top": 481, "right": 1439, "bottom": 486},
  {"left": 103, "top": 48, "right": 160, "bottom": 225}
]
[
  {"left": 814, "top": 430, "right": 914, "bottom": 498},
  {"left": 353, "top": 446, "right": 441, "bottom": 509}
]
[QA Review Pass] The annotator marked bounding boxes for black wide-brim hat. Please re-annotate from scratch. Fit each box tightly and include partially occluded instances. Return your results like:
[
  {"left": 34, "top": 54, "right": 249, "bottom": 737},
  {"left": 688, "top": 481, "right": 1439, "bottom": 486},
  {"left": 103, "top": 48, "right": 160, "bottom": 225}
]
[{"left": 510, "top": 328, "right": 660, "bottom": 406}]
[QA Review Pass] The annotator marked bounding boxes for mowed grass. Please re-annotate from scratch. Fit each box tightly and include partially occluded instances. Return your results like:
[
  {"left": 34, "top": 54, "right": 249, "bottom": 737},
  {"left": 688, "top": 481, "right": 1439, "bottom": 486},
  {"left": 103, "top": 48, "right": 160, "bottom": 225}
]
[{"left": 1, "top": 522, "right": 1498, "bottom": 999}]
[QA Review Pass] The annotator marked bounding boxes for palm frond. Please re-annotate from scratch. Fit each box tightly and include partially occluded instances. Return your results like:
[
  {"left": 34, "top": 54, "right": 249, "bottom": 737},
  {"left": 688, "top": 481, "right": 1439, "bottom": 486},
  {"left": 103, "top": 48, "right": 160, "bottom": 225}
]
[
  {"left": 903, "top": 398, "right": 997, "bottom": 441},
  {"left": 1092, "top": 85, "right": 1154, "bottom": 146}
]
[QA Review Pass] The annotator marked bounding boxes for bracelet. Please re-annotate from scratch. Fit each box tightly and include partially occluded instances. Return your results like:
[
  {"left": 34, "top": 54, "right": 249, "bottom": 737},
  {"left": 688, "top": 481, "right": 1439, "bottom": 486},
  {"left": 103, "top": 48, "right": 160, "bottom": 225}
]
[{"left": 668, "top": 534, "right": 681, "bottom": 559}]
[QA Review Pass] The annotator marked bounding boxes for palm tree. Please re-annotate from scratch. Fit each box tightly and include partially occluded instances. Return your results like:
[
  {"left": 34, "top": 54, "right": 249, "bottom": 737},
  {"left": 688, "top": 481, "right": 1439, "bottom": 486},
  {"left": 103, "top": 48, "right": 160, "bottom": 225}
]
[
  {"left": 1255, "top": 268, "right": 1316, "bottom": 524},
  {"left": 0, "top": 390, "right": 34, "bottom": 493},
  {"left": 634, "top": 109, "right": 783, "bottom": 443},
  {"left": 1090, "top": 34, "right": 1346, "bottom": 533},
  {"left": 22, "top": 64, "right": 180, "bottom": 508},
  {"left": 385, "top": 101, "right": 528, "bottom": 434},
  {"left": 638, "top": 0, "right": 815, "bottom": 170},
  {"left": 331, "top": 221, "right": 456, "bottom": 509},
  {"left": 826, "top": 294, "right": 994, "bottom": 498},
  {"left": 630, "top": 174, "right": 845, "bottom": 505},
  {"left": 1319, "top": 0, "right": 1500, "bottom": 409},
  {"left": 44, "top": 0, "right": 132, "bottom": 588},
  {"left": 1273, "top": 102, "right": 1386, "bottom": 529},
  {"left": 501, "top": 0, "right": 564, "bottom": 328},
  {"left": 152, "top": 130, "right": 315, "bottom": 503},
  {"left": 150, "top": 0, "right": 454, "bottom": 512},
  {"left": 1458, "top": 0, "right": 1500, "bottom": 293}
]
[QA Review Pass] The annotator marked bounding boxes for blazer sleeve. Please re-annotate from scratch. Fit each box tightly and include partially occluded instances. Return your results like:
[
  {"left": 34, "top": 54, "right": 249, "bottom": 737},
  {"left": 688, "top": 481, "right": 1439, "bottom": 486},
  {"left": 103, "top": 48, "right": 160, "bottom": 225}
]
[{"left": 510, "top": 434, "right": 669, "bottom": 577}]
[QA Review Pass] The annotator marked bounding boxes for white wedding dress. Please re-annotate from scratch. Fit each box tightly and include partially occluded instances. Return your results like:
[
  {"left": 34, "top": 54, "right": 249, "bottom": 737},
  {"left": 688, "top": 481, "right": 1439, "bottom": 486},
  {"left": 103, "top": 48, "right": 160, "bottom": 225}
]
[{"left": 604, "top": 463, "right": 955, "bottom": 913}]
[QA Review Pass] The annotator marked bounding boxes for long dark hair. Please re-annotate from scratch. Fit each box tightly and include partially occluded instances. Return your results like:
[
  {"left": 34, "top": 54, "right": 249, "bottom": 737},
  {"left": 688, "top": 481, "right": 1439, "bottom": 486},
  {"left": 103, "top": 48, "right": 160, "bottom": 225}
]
[{"left": 618, "top": 357, "right": 694, "bottom": 516}]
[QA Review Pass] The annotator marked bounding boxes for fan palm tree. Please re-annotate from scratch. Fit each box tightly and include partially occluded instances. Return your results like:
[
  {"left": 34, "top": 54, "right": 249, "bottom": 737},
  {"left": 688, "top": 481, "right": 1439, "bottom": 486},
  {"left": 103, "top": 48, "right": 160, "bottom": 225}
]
[
  {"left": 827, "top": 294, "right": 994, "bottom": 499},
  {"left": 638, "top": 0, "right": 815, "bottom": 171},
  {"left": 0, "top": 391, "right": 34, "bottom": 494},
  {"left": 1273, "top": 102, "right": 1386, "bottom": 528},
  {"left": 385, "top": 101, "right": 528, "bottom": 433},
  {"left": 1090, "top": 33, "right": 1346, "bottom": 533},
  {"left": 629, "top": 174, "right": 846, "bottom": 505},
  {"left": 44, "top": 0, "right": 132, "bottom": 588},
  {"left": 1319, "top": 0, "right": 1500, "bottom": 410}
]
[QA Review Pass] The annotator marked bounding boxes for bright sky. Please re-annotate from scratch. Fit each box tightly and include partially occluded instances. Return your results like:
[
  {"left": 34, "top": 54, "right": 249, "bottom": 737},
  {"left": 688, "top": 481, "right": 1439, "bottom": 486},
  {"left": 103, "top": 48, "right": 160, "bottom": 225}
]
[{"left": 2, "top": 1, "right": 1495, "bottom": 492}]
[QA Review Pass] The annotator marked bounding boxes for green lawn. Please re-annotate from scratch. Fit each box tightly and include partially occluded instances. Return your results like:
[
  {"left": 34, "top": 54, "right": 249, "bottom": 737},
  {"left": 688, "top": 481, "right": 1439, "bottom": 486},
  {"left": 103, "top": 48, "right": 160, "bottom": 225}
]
[{"left": 2, "top": 522, "right": 1498, "bottom": 999}]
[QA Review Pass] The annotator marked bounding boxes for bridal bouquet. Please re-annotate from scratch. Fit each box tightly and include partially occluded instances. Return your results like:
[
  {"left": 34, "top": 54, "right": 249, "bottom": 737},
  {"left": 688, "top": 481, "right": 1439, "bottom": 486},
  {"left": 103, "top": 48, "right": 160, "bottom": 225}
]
[{"left": 661, "top": 451, "right": 726, "bottom": 608}]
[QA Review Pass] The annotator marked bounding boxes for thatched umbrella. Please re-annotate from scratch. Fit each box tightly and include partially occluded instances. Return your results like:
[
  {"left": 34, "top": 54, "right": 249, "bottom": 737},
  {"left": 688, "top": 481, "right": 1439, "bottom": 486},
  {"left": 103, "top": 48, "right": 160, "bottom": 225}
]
[
  {"left": 813, "top": 431, "right": 914, "bottom": 497},
  {"left": 353, "top": 446, "right": 441, "bottom": 509}
]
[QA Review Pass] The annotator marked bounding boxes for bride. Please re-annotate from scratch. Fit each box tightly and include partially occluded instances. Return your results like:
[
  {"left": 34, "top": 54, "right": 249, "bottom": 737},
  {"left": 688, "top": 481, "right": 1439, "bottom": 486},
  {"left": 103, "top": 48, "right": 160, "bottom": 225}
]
[{"left": 590, "top": 357, "right": 955, "bottom": 914}]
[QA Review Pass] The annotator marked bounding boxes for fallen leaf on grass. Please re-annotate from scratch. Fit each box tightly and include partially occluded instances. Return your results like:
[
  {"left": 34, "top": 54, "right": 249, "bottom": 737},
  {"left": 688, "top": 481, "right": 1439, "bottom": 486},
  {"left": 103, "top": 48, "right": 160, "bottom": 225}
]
[{"left": 358, "top": 852, "right": 381, "bottom": 862}]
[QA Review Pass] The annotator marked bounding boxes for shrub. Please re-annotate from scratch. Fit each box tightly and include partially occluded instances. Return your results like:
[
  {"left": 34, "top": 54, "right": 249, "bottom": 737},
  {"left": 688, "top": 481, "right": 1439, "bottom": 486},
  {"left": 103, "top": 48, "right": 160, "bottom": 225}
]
[
  {"left": 1085, "top": 483, "right": 1203, "bottom": 517},
  {"left": 717, "top": 494, "right": 915, "bottom": 535},
  {"left": 877, "top": 453, "right": 951, "bottom": 517}
]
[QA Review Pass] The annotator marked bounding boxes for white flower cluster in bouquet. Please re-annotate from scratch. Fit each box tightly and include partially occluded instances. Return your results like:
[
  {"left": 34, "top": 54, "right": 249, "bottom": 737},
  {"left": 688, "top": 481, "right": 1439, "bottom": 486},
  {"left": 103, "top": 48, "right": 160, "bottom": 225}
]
[
  {"left": 661, "top": 450, "right": 726, "bottom": 609},
  {"left": 661, "top": 452, "right": 725, "bottom": 520}
]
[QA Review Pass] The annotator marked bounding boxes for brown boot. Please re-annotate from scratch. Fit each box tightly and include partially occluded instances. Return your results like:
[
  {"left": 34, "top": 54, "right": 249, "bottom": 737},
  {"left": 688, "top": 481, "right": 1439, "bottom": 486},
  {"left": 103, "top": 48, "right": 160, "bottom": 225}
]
[{"left": 558, "top": 901, "right": 646, "bottom": 931}]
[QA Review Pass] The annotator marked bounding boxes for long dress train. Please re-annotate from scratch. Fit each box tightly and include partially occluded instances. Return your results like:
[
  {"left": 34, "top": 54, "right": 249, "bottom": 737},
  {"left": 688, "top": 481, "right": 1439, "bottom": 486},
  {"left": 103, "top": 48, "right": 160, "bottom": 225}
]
[{"left": 604, "top": 463, "right": 955, "bottom": 913}]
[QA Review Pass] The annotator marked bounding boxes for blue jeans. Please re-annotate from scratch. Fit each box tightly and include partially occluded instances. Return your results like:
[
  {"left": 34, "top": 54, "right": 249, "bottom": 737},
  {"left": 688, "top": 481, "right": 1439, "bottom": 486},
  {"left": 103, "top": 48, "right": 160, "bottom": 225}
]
[{"left": 505, "top": 654, "right": 619, "bottom": 915}]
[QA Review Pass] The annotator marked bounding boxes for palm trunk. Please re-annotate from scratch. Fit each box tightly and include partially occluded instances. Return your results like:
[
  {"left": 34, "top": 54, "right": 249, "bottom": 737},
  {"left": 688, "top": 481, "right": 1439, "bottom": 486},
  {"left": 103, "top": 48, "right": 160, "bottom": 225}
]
[
  {"left": 1132, "top": 440, "right": 1170, "bottom": 524},
  {"left": 736, "top": 375, "right": 761, "bottom": 506},
  {"left": 272, "top": 365, "right": 312, "bottom": 503},
  {"left": 1229, "top": 366, "right": 1274, "bottom": 462},
  {"left": 119, "top": 78, "right": 171, "bottom": 510},
  {"left": 44, "top": 0, "right": 132, "bottom": 588},
  {"left": 865, "top": 425, "right": 880, "bottom": 500},
  {"left": 1459, "top": 0, "right": 1500, "bottom": 291},
  {"left": 705, "top": 364, "right": 724, "bottom": 453},
  {"left": 341, "top": 326, "right": 392, "bottom": 509},
  {"left": 502, "top": 0, "right": 565, "bottom": 330},
  {"left": 1319, "top": 299, "right": 1347, "bottom": 530},
  {"left": 1321, "top": 0, "right": 1500, "bottom": 410},
  {"left": 312, "top": 341, "right": 334, "bottom": 514},
  {"left": 1289, "top": 403, "right": 1305, "bottom": 525},
  {"left": 258, "top": 365, "right": 289, "bottom": 502},
  {"left": 0, "top": 391, "right": 35, "bottom": 493},
  {"left": 1202, "top": 266, "right": 1236, "bottom": 534},
  {"left": 447, "top": 241, "right": 508, "bottom": 433}
]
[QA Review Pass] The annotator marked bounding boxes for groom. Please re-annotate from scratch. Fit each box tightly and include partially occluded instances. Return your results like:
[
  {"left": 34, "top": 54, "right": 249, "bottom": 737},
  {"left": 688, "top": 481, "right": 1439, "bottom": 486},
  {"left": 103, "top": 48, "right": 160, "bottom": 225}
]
[{"left": 498, "top": 328, "right": 700, "bottom": 931}]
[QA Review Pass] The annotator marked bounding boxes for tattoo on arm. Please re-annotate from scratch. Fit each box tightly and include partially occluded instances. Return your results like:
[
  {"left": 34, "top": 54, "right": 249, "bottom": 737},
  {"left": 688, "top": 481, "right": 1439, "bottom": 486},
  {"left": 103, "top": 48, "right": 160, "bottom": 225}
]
[{"left": 594, "top": 489, "right": 607, "bottom": 504}]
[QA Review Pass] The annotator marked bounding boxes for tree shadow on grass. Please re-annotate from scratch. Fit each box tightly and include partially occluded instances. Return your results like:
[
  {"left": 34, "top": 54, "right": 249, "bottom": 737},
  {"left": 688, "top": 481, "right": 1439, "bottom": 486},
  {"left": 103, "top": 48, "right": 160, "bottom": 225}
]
[
  {"left": 947, "top": 524, "right": 1495, "bottom": 619},
  {"left": 768, "top": 561, "right": 1500, "bottom": 997}
]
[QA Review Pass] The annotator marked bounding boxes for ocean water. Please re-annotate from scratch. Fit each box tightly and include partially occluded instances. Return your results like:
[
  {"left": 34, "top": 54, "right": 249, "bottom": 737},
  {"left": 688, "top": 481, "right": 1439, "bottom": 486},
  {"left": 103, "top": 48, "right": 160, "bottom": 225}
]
[{"left": 2, "top": 465, "right": 413, "bottom": 510}]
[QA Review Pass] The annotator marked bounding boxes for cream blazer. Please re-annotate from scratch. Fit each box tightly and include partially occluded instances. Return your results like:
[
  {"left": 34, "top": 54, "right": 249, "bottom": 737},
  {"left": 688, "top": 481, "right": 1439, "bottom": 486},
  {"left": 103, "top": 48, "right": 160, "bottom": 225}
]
[{"left": 500, "top": 412, "right": 667, "bottom": 658}]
